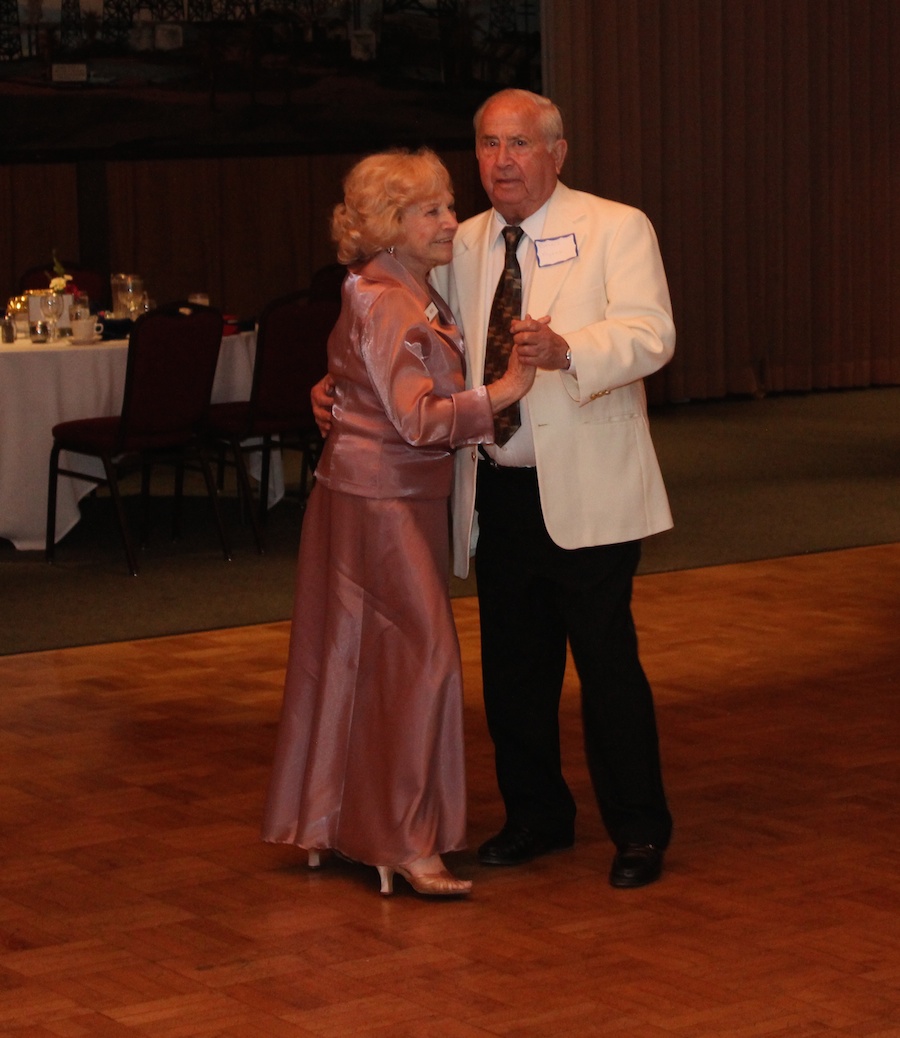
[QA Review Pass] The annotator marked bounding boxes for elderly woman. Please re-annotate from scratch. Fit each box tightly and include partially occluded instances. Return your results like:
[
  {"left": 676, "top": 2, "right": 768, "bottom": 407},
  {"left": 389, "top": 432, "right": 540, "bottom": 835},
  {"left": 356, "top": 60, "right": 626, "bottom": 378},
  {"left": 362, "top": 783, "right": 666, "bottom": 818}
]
[{"left": 261, "top": 148, "right": 534, "bottom": 897}]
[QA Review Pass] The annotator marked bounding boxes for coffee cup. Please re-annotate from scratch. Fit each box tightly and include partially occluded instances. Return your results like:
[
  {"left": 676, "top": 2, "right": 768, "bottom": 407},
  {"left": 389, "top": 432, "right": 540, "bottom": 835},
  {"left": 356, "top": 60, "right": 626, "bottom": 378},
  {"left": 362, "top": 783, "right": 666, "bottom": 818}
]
[{"left": 71, "top": 317, "right": 103, "bottom": 342}]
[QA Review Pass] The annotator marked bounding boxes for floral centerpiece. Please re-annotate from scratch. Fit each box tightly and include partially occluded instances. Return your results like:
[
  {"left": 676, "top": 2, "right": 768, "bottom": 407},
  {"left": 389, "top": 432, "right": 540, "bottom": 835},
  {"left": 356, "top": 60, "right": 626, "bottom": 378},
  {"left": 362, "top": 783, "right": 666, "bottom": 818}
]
[
  {"left": 24, "top": 252, "right": 77, "bottom": 338},
  {"left": 45, "top": 252, "right": 78, "bottom": 335},
  {"left": 49, "top": 274, "right": 73, "bottom": 294},
  {"left": 49, "top": 251, "right": 75, "bottom": 296}
]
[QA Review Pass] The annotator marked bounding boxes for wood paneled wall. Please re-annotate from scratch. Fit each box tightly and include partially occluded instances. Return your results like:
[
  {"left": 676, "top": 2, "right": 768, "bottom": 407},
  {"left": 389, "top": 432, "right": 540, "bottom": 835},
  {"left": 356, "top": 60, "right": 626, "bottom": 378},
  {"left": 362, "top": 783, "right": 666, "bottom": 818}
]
[{"left": 3, "top": 0, "right": 898, "bottom": 401}]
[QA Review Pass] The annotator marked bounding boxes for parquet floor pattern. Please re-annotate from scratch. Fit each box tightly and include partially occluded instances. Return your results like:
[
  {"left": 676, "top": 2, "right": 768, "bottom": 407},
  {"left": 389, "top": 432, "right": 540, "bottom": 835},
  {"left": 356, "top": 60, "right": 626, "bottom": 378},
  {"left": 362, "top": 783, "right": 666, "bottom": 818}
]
[{"left": 1, "top": 543, "right": 898, "bottom": 1037}]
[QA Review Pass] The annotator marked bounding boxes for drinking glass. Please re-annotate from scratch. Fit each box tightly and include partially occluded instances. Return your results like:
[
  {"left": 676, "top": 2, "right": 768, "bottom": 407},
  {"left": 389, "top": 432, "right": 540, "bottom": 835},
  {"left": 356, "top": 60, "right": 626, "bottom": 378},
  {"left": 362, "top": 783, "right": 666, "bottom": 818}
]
[
  {"left": 122, "top": 279, "right": 145, "bottom": 320},
  {"left": 39, "top": 293, "right": 66, "bottom": 342},
  {"left": 70, "top": 293, "right": 91, "bottom": 322}
]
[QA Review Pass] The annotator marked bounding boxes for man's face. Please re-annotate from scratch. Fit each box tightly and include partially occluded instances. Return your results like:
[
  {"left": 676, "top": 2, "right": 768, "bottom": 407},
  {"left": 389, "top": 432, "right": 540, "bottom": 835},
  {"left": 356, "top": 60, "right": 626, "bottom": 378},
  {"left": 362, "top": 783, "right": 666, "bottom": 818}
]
[{"left": 475, "top": 96, "right": 567, "bottom": 224}]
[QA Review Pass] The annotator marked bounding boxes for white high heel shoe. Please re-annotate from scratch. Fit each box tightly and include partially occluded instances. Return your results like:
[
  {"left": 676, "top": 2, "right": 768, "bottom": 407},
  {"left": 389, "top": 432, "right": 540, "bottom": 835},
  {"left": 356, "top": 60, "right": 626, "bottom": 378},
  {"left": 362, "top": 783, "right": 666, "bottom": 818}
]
[
  {"left": 376, "top": 864, "right": 472, "bottom": 898},
  {"left": 306, "top": 849, "right": 322, "bottom": 869}
]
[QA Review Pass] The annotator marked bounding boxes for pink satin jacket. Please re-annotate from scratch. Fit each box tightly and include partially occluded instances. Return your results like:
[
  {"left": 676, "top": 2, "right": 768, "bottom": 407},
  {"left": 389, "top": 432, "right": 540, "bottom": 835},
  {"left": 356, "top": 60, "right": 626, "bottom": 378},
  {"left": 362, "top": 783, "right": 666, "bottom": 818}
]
[{"left": 315, "top": 251, "right": 494, "bottom": 501}]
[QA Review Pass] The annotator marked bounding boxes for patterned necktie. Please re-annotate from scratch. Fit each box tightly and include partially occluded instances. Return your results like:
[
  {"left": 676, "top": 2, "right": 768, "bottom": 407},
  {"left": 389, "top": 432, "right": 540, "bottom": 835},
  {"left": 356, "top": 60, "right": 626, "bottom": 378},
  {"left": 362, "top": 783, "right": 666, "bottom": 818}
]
[{"left": 483, "top": 225, "right": 524, "bottom": 445}]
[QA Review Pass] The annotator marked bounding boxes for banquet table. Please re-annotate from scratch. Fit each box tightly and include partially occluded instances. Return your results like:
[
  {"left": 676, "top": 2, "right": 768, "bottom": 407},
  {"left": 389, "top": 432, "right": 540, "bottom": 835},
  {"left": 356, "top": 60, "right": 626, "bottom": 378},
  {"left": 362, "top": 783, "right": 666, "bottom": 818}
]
[{"left": 0, "top": 331, "right": 283, "bottom": 552}]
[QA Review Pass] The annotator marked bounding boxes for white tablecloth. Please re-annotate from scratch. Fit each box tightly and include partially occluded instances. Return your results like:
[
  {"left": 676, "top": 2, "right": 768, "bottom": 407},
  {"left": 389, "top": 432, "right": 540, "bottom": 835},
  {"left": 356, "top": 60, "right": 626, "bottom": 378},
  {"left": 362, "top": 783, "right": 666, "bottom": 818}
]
[{"left": 0, "top": 331, "right": 282, "bottom": 551}]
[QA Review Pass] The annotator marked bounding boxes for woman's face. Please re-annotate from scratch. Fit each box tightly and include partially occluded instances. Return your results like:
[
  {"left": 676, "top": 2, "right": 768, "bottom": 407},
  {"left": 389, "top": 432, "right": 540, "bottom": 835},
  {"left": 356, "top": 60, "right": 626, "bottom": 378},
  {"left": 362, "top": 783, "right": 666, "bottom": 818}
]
[
  {"left": 475, "top": 95, "right": 565, "bottom": 224},
  {"left": 392, "top": 190, "right": 458, "bottom": 281}
]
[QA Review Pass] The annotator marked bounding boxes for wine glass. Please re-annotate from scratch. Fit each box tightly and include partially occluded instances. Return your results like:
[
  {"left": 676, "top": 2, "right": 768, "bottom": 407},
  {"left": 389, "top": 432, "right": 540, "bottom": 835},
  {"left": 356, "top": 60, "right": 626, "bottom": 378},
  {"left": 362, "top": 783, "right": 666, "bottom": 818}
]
[{"left": 39, "top": 293, "right": 66, "bottom": 342}]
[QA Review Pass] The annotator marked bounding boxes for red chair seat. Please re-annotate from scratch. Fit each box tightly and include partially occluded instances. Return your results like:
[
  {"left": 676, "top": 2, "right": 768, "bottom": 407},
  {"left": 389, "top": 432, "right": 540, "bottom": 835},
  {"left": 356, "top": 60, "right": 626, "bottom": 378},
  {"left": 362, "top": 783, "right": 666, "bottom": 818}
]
[{"left": 52, "top": 416, "right": 206, "bottom": 453}]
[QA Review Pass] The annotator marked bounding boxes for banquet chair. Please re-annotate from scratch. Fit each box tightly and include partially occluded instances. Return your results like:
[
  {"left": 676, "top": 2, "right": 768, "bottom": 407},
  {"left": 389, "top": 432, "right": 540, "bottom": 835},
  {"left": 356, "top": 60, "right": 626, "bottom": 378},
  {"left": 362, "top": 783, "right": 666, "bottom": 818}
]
[
  {"left": 208, "top": 288, "right": 339, "bottom": 552},
  {"left": 308, "top": 261, "right": 346, "bottom": 304},
  {"left": 45, "top": 302, "right": 230, "bottom": 576}
]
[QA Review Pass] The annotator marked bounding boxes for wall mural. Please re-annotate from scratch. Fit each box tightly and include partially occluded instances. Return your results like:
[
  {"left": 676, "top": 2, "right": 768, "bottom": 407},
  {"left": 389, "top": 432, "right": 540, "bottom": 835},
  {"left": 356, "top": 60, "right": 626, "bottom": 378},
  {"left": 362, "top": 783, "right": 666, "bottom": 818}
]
[{"left": 0, "top": 0, "right": 541, "bottom": 161}]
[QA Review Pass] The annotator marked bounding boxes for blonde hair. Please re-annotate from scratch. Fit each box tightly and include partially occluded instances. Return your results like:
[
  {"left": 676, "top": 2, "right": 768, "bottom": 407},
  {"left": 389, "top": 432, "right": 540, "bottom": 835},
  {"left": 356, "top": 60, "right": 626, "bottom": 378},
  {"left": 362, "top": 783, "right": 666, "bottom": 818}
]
[{"left": 331, "top": 148, "right": 453, "bottom": 265}]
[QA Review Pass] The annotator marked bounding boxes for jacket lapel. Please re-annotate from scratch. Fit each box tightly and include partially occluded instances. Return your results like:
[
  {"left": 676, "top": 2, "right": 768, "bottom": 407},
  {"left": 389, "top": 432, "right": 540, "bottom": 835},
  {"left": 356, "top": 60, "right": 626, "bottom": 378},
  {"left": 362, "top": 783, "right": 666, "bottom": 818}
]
[
  {"left": 452, "top": 186, "right": 585, "bottom": 378},
  {"left": 527, "top": 183, "right": 586, "bottom": 322},
  {"left": 452, "top": 211, "right": 495, "bottom": 373}
]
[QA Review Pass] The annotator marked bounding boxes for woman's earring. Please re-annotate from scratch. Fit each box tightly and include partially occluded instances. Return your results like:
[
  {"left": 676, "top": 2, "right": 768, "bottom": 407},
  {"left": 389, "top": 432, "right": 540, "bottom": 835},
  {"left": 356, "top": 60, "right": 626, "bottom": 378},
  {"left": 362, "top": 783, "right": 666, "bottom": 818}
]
[{"left": 387, "top": 246, "right": 395, "bottom": 255}]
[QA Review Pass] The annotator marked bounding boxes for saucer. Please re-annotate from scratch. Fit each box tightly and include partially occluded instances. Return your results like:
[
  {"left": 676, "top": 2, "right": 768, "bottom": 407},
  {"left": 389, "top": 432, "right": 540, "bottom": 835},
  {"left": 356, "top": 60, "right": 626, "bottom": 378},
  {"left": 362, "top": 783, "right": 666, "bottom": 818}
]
[{"left": 69, "top": 335, "right": 102, "bottom": 345}]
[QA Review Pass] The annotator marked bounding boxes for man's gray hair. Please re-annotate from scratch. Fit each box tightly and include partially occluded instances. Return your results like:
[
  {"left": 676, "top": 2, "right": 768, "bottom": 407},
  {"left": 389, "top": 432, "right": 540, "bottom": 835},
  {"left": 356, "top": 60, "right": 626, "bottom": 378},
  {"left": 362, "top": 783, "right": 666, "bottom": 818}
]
[{"left": 473, "top": 89, "right": 565, "bottom": 147}]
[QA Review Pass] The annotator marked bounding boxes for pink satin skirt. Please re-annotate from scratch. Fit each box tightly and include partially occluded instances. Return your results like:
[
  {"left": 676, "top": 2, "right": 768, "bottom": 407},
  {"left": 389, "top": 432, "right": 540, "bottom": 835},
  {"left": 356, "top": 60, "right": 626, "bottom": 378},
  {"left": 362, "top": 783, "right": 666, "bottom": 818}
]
[{"left": 261, "top": 482, "right": 467, "bottom": 865}]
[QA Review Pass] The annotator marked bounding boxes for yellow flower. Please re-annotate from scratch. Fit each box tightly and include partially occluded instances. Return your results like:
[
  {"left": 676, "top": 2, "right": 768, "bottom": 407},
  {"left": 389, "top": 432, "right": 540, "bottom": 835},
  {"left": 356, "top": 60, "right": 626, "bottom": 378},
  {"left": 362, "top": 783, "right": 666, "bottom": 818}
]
[{"left": 49, "top": 274, "right": 73, "bottom": 294}]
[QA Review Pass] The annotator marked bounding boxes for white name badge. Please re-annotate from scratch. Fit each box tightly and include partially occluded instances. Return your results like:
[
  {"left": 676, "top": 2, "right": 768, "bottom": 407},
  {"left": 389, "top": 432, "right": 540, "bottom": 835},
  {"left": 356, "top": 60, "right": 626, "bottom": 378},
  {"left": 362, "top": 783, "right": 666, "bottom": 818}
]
[
  {"left": 424, "top": 301, "right": 439, "bottom": 322},
  {"left": 535, "top": 233, "right": 578, "bottom": 267}
]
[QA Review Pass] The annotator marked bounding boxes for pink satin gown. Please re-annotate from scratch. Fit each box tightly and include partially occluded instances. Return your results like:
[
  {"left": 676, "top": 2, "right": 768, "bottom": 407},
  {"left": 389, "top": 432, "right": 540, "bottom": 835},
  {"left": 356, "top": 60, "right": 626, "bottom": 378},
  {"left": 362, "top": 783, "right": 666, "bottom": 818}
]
[{"left": 261, "top": 251, "right": 494, "bottom": 866}]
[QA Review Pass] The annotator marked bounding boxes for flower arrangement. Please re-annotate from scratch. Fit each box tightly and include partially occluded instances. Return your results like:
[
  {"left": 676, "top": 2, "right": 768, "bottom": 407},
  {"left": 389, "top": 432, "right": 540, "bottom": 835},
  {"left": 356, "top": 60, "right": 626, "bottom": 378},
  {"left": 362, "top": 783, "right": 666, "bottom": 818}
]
[
  {"left": 49, "top": 250, "right": 75, "bottom": 294},
  {"left": 49, "top": 274, "right": 73, "bottom": 294}
]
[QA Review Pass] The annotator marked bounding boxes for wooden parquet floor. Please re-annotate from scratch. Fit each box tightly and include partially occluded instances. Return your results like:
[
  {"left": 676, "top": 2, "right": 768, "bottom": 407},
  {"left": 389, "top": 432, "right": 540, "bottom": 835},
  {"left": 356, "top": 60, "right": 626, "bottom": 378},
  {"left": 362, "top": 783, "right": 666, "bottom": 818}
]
[{"left": 1, "top": 543, "right": 898, "bottom": 1037}]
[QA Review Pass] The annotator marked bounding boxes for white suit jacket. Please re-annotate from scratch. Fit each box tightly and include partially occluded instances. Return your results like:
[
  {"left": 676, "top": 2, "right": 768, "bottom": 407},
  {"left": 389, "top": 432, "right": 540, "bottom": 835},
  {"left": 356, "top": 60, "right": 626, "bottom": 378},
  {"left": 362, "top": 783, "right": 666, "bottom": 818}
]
[{"left": 433, "top": 182, "right": 676, "bottom": 579}]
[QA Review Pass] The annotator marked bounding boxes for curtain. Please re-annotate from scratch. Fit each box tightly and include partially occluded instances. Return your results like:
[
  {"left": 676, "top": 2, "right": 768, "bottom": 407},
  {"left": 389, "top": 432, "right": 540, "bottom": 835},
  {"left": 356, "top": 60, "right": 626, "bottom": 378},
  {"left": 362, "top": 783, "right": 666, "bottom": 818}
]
[
  {"left": 542, "top": 0, "right": 900, "bottom": 401},
  {"left": 0, "top": 165, "right": 80, "bottom": 295},
  {"left": 102, "top": 151, "right": 486, "bottom": 321}
]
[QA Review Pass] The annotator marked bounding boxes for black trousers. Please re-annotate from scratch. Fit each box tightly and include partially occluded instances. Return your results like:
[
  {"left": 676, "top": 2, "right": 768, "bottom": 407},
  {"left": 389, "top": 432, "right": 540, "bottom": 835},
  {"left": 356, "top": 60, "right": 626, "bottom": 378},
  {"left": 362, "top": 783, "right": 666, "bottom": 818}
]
[{"left": 474, "top": 461, "right": 673, "bottom": 851}]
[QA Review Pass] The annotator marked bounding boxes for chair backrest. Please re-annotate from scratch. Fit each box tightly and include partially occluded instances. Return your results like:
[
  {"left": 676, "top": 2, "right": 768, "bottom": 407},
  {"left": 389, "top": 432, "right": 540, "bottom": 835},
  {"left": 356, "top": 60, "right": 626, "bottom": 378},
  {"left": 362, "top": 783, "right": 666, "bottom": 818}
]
[
  {"left": 118, "top": 301, "right": 224, "bottom": 449},
  {"left": 250, "top": 289, "right": 339, "bottom": 428},
  {"left": 18, "top": 261, "right": 111, "bottom": 311},
  {"left": 308, "top": 262, "right": 346, "bottom": 305}
]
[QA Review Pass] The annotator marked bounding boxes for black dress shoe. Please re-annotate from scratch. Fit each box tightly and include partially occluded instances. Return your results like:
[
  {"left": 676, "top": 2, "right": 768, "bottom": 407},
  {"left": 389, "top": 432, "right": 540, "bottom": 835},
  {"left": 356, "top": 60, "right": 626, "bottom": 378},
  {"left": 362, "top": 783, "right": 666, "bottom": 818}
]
[
  {"left": 477, "top": 825, "right": 573, "bottom": 866},
  {"left": 609, "top": 843, "right": 664, "bottom": 888}
]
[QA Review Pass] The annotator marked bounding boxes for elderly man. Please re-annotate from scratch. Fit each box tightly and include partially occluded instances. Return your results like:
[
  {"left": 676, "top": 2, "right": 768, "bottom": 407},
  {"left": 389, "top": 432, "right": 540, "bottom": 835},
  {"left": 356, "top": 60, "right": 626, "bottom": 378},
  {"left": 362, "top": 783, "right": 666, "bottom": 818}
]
[
  {"left": 431, "top": 88, "right": 675, "bottom": 889},
  {"left": 314, "top": 88, "right": 675, "bottom": 888}
]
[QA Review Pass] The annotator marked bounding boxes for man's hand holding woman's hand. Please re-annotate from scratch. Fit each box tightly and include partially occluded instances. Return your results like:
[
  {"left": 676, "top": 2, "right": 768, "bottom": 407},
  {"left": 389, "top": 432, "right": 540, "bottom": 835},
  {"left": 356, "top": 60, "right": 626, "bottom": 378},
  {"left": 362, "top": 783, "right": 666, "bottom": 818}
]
[
  {"left": 512, "top": 313, "right": 570, "bottom": 370},
  {"left": 486, "top": 330, "right": 539, "bottom": 415},
  {"left": 312, "top": 309, "right": 567, "bottom": 434}
]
